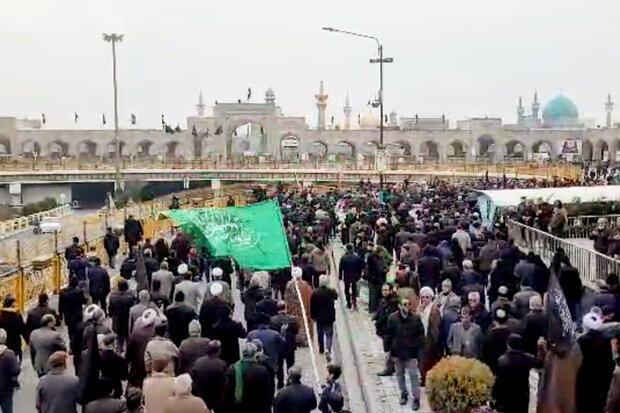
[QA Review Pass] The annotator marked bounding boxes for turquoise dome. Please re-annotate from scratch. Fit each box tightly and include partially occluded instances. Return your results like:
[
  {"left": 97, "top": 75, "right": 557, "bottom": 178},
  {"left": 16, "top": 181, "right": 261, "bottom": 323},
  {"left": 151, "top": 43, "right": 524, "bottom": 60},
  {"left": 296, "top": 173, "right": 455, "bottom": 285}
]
[{"left": 542, "top": 94, "right": 579, "bottom": 126}]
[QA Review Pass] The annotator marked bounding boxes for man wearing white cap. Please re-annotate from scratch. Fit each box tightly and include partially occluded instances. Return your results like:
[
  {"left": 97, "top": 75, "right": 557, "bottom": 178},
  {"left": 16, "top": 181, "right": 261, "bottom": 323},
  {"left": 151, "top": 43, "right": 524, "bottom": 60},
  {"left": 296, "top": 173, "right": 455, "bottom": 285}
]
[
  {"left": 205, "top": 267, "right": 233, "bottom": 306},
  {"left": 173, "top": 264, "right": 202, "bottom": 314}
]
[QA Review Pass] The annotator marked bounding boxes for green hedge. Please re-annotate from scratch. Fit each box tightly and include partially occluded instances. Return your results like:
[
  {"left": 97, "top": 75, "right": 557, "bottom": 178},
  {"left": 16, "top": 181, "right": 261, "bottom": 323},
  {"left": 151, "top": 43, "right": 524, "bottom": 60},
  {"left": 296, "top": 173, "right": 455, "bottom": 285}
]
[{"left": 22, "top": 197, "right": 58, "bottom": 216}]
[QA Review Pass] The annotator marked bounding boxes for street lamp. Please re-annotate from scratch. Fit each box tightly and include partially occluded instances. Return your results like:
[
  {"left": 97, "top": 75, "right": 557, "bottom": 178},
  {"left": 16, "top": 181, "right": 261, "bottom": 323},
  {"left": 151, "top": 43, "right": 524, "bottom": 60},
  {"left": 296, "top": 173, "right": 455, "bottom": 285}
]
[
  {"left": 103, "top": 33, "right": 123, "bottom": 196},
  {"left": 322, "top": 27, "right": 393, "bottom": 185}
]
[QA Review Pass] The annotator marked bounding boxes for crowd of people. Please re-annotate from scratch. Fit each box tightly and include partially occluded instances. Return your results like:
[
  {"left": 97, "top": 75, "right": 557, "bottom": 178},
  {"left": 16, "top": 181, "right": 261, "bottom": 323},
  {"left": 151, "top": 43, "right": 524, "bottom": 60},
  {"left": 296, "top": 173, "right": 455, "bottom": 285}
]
[{"left": 0, "top": 175, "right": 619, "bottom": 412}]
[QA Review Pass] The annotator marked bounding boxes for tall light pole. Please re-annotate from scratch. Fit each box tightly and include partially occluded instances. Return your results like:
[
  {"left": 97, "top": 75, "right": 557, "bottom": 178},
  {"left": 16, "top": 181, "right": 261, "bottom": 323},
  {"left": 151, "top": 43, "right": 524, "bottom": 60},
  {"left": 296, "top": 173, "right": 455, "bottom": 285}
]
[
  {"left": 103, "top": 33, "right": 123, "bottom": 197},
  {"left": 322, "top": 27, "right": 393, "bottom": 185}
]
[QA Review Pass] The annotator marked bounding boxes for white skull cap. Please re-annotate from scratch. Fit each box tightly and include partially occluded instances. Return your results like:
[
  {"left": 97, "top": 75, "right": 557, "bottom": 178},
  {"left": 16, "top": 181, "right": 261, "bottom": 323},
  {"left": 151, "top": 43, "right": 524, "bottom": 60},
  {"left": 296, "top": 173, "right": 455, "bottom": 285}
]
[{"left": 292, "top": 266, "right": 303, "bottom": 278}]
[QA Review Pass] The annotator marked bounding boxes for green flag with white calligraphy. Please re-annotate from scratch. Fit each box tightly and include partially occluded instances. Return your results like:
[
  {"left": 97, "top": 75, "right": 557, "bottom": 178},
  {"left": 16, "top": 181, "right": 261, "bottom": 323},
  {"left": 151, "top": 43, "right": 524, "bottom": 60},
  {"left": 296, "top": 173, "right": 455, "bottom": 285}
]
[{"left": 164, "top": 200, "right": 291, "bottom": 270}]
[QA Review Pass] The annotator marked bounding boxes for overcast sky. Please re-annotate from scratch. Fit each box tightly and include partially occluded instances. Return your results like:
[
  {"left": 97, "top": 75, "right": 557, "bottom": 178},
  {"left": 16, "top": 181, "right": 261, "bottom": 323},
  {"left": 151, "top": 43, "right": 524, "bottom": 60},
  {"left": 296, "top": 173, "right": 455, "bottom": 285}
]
[{"left": 1, "top": 0, "right": 619, "bottom": 129}]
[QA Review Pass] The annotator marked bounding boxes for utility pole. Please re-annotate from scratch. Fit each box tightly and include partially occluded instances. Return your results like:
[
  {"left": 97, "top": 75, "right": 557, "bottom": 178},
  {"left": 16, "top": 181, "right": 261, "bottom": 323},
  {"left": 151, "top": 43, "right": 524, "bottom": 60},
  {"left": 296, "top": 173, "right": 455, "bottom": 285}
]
[
  {"left": 103, "top": 33, "right": 124, "bottom": 197},
  {"left": 322, "top": 27, "right": 393, "bottom": 185}
]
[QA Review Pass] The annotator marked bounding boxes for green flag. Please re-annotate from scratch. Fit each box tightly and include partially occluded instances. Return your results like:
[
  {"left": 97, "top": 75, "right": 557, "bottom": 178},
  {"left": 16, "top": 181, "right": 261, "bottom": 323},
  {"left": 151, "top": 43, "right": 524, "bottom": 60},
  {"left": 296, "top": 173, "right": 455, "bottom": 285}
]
[{"left": 165, "top": 200, "right": 291, "bottom": 270}]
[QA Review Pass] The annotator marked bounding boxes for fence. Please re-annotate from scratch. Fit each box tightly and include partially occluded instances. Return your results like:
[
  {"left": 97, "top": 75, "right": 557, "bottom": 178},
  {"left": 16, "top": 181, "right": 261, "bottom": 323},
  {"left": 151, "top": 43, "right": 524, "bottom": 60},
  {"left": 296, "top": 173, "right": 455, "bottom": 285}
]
[
  {"left": 507, "top": 219, "right": 620, "bottom": 286},
  {"left": 565, "top": 215, "right": 620, "bottom": 239},
  {"left": 0, "top": 191, "right": 247, "bottom": 312}
]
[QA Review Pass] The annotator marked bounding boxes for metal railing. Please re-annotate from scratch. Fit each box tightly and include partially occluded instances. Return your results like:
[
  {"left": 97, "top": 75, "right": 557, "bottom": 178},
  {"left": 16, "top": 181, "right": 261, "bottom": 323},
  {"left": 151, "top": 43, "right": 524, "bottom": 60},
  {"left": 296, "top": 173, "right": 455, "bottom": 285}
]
[
  {"left": 0, "top": 159, "right": 582, "bottom": 180},
  {"left": 565, "top": 215, "right": 620, "bottom": 239},
  {"left": 507, "top": 219, "right": 620, "bottom": 285},
  {"left": 0, "top": 189, "right": 248, "bottom": 311}
]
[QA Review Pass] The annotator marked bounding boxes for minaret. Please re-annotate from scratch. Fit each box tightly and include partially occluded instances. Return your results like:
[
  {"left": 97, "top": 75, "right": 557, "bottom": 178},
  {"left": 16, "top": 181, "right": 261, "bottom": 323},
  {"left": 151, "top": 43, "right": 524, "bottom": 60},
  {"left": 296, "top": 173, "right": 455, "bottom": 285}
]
[
  {"left": 531, "top": 91, "right": 540, "bottom": 123},
  {"left": 196, "top": 90, "right": 206, "bottom": 116},
  {"left": 606, "top": 93, "right": 614, "bottom": 128},
  {"left": 343, "top": 92, "right": 352, "bottom": 130},
  {"left": 315, "top": 81, "right": 328, "bottom": 130},
  {"left": 517, "top": 96, "right": 524, "bottom": 125}
]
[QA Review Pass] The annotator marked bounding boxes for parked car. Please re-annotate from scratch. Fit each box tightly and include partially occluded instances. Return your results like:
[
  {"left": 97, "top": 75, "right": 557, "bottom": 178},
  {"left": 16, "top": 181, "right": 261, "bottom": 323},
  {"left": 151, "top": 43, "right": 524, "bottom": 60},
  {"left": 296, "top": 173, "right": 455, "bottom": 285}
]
[{"left": 40, "top": 216, "right": 62, "bottom": 234}]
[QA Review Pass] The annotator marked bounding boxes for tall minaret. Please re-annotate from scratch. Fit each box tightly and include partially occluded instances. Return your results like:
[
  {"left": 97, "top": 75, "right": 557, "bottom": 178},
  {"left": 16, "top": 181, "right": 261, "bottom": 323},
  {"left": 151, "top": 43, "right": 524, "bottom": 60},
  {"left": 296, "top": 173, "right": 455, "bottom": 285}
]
[
  {"left": 517, "top": 96, "right": 524, "bottom": 125},
  {"left": 343, "top": 92, "right": 352, "bottom": 130},
  {"left": 315, "top": 81, "right": 328, "bottom": 130},
  {"left": 531, "top": 91, "right": 540, "bottom": 123},
  {"left": 196, "top": 90, "right": 206, "bottom": 117},
  {"left": 606, "top": 93, "right": 614, "bottom": 128}
]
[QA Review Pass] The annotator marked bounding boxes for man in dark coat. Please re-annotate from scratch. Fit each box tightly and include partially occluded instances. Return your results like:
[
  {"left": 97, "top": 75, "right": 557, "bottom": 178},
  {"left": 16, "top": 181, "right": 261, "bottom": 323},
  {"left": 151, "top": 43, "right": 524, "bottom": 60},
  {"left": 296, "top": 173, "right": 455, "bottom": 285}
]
[
  {"left": 482, "top": 309, "right": 512, "bottom": 374},
  {"left": 124, "top": 215, "right": 143, "bottom": 249},
  {"left": 190, "top": 340, "right": 228, "bottom": 412},
  {"left": 310, "top": 275, "right": 338, "bottom": 357},
  {"left": 0, "top": 295, "right": 28, "bottom": 362},
  {"left": 273, "top": 366, "right": 317, "bottom": 413},
  {"left": 366, "top": 246, "right": 386, "bottom": 313},
  {"left": 211, "top": 306, "right": 247, "bottom": 366},
  {"left": 417, "top": 247, "right": 441, "bottom": 291},
  {"left": 270, "top": 301, "right": 299, "bottom": 389},
  {"left": 177, "top": 320, "right": 210, "bottom": 374},
  {"left": 384, "top": 297, "right": 425, "bottom": 409},
  {"left": 64, "top": 236, "right": 82, "bottom": 262},
  {"left": 108, "top": 279, "right": 135, "bottom": 352},
  {"left": 241, "top": 282, "right": 266, "bottom": 332},
  {"left": 224, "top": 342, "right": 272, "bottom": 413},
  {"left": 493, "top": 334, "right": 536, "bottom": 413},
  {"left": 103, "top": 227, "right": 120, "bottom": 269},
  {"left": 58, "top": 277, "right": 87, "bottom": 343},
  {"left": 26, "top": 293, "right": 59, "bottom": 339},
  {"left": 338, "top": 244, "right": 364, "bottom": 309},
  {"left": 142, "top": 249, "right": 159, "bottom": 288},
  {"left": 164, "top": 291, "right": 197, "bottom": 347},
  {"left": 98, "top": 333, "right": 128, "bottom": 399},
  {"left": 87, "top": 257, "right": 110, "bottom": 314},
  {"left": 0, "top": 327, "right": 20, "bottom": 412},
  {"left": 126, "top": 309, "right": 157, "bottom": 388},
  {"left": 576, "top": 312, "right": 615, "bottom": 413},
  {"left": 521, "top": 295, "right": 547, "bottom": 356},
  {"left": 199, "top": 284, "right": 230, "bottom": 338}
]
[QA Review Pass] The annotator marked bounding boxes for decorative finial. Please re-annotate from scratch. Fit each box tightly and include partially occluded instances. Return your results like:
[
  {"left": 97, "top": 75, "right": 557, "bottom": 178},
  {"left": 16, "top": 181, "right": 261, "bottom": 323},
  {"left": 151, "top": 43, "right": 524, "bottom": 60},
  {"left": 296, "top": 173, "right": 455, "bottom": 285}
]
[{"left": 196, "top": 90, "right": 206, "bottom": 116}]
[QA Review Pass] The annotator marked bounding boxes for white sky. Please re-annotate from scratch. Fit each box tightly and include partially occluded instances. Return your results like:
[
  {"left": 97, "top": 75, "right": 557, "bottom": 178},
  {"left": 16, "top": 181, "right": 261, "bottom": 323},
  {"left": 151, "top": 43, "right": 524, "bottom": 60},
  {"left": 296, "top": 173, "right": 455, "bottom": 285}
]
[{"left": 1, "top": 0, "right": 619, "bottom": 129}]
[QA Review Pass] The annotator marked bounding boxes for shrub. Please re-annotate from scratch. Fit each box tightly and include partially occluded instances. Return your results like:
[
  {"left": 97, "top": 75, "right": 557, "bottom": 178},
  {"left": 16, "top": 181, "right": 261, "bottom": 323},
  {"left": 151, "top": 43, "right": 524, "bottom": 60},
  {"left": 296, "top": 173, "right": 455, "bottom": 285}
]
[{"left": 426, "top": 356, "right": 494, "bottom": 413}]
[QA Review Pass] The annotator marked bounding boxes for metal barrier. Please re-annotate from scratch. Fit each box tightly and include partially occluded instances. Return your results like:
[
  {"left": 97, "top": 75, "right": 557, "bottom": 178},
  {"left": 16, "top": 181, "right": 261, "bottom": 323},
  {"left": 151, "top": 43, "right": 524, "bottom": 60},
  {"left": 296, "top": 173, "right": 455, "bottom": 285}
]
[
  {"left": 507, "top": 219, "right": 620, "bottom": 285},
  {"left": 0, "top": 190, "right": 248, "bottom": 311},
  {"left": 565, "top": 215, "right": 620, "bottom": 239}
]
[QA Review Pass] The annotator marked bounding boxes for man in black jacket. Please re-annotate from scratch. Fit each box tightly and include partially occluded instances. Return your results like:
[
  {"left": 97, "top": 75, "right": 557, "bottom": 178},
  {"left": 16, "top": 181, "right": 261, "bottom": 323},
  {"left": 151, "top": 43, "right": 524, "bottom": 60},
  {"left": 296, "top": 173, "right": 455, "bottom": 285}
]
[
  {"left": 417, "top": 247, "right": 441, "bottom": 291},
  {"left": 58, "top": 277, "right": 87, "bottom": 342},
  {"left": 87, "top": 258, "right": 110, "bottom": 314},
  {"left": 273, "top": 366, "right": 317, "bottom": 413},
  {"left": 270, "top": 301, "right": 299, "bottom": 389},
  {"left": 108, "top": 280, "right": 135, "bottom": 353},
  {"left": 310, "top": 275, "right": 338, "bottom": 360},
  {"left": 124, "top": 215, "right": 143, "bottom": 249},
  {"left": 25, "top": 293, "right": 59, "bottom": 339},
  {"left": 385, "top": 297, "right": 424, "bottom": 410},
  {"left": 338, "top": 244, "right": 364, "bottom": 309},
  {"left": 103, "top": 227, "right": 120, "bottom": 269},
  {"left": 165, "top": 291, "right": 197, "bottom": 347},
  {"left": 366, "top": 246, "right": 386, "bottom": 313},
  {"left": 190, "top": 340, "right": 228, "bottom": 412}
]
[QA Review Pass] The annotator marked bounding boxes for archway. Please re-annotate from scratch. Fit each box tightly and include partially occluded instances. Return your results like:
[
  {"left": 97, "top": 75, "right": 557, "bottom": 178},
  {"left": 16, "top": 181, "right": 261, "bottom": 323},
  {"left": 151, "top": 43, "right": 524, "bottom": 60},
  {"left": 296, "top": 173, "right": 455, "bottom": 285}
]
[
  {"left": 335, "top": 140, "right": 356, "bottom": 161},
  {"left": 49, "top": 140, "right": 69, "bottom": 159},
  {"left": 0, "top": 135, "right": 10, "bottom": 156},
  {"left": 308, "top": 140, "right": 328, "bottom": 161},
  {"left": 447, "top": 140, "right": 467, "bottom": 160},
  {"left": 165, "top": 141, "right": 181, "bottom": 159},
  {"left": 136, "top": 140, "right": 155, "bottom": 159},
  {"left": 230, "top": 121, "right": 265, "bottom": 156},
  {"left": 595, "top": 140, "right": 609, "bottom": 161},
  {"left": 77, "top": 140, "right": 97, "bottom": 160},
  {"left": 21, "top": 140, "right": 41, "bottom": 158},
  {"left": 419, "top": 140, "right": 439, "bottom": 161},
  {"left": 582, "top": 140, "right": 593, "bottom": 161},
  {"left": 477, "top": 134, "right": 495, "bottom": 159},
  {"left": 106, "top": 140, "right": 126, "bottom": 159},
  {"left": 532, "top": 140, "right": 554, "bottom": 161},
  {"left": 505, "top": 140, "right": 526, "bottom": 159},
  {"left": 280, "top": 134, "right": 300, "bottom": 161}
]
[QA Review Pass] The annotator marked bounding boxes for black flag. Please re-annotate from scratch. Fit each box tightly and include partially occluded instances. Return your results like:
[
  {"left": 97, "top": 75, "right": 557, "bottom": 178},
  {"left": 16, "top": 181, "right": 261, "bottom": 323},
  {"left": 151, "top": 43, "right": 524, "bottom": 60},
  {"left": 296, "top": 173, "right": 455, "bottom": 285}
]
[
  {"left": 191, "top": 125, "right": 198, "bottom": 137},
  {"left": 41, "top": 113, "right": 46, "bottom": 125},
  {"left": 161, "top": 114, "right": 165, "bottom": 125},
  {"left": 546, "top": 272, "right": 575, "bottom": 350},
  {"left": 102, "top": 113, "right": 106, "bottom": 125},
  {"left": 131, "top": 114, "right": 136, "bottom": 125},
  {"left": 260, "top": 126, "right": 264, "bottom": 135},
  {"left": 214, "top": 125, "right": 223, "bottom": 135},
  {"left": 174, "top": 124, "right": 182, "bottom": 133},
  {"left": 358, "top": 114, "right": 361, "bottom": 125},
  {"left": 385, "top": 114, "right": 388, "bottom": 123},
  {"left": 74, "top": 112, "right": 79, "bottom": 123},
  {"left": 247, "top": 87, "right": 252, "bottom": 101}
]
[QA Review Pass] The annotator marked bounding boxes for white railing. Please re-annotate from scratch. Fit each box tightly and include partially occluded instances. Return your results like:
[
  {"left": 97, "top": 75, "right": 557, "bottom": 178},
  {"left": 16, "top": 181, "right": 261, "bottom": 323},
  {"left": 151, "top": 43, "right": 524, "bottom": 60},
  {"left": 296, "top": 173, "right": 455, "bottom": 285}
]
[
  {"left": 565, "top": 214, "right": 620, "bottom": 239},
  {"left": 0, "top": 204, "right": 72, "bottom": 237},
  {"left": 507, "top": 219, "right": 620, "bottom": 285}
]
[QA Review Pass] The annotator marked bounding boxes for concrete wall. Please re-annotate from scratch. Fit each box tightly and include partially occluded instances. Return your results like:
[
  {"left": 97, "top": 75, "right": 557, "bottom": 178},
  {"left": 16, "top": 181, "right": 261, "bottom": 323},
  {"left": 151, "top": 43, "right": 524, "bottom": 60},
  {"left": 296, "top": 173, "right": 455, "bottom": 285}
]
[{"left": 21, "top": 184, "right": 72, "bottom": 205}]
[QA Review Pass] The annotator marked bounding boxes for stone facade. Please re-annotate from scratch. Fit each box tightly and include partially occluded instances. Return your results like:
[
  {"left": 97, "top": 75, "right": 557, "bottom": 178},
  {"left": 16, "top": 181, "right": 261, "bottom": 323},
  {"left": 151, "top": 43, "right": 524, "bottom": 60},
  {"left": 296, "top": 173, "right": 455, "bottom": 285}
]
[{"left": 1, "top": 88, "right": 619, "bottom": 163}]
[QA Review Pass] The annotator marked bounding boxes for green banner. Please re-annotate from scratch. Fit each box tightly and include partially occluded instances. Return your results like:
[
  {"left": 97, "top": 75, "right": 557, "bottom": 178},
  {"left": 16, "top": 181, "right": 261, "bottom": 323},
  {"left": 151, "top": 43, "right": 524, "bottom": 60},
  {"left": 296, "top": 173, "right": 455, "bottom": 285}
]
[{"left": 165, "top": 200, "right": 291, "bottom": 270}]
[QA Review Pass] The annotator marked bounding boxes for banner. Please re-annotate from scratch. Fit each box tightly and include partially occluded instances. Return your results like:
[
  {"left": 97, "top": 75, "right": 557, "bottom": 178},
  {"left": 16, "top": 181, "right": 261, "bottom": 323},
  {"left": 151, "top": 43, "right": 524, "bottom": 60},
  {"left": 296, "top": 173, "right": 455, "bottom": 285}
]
[{"left": 165, "top": 200, "right": 291, "bottom": 270}]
